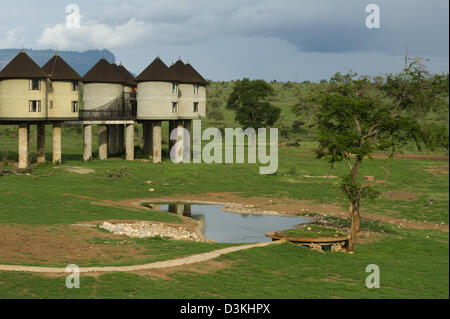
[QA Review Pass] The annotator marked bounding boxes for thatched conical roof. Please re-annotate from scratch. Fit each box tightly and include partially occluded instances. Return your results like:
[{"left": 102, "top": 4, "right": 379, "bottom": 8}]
[
  {"left": 169, "top": 59, "right": 207, "bottom": 85},
  {"left": 136, "top": 57, "right": 177, "bottom": 82},
  {"left": 0, "top": 50, "right": 47, "bottom": 79},
  {"left": 116, "top": 63, "right": 137, "bottom": 86},
  {"left": 42, "top": 54, "right": 81, "bottom": 81},
  {"left": 82, "top": 58, "right": 126, "bottom": 84}
]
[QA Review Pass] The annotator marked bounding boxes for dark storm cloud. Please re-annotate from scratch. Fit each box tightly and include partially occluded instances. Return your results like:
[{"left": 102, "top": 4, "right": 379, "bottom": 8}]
[{"left": 0, "top": 0, "right": 448, "bottom": 81}]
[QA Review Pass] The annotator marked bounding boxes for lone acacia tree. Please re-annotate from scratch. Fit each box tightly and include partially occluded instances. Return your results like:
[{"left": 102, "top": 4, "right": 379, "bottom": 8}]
[
  {"left": 227, "top": 78, "right": 281, "bottom": 129},
  {"left": 314, "top": 59, "right": 448, "bottom": 251}
]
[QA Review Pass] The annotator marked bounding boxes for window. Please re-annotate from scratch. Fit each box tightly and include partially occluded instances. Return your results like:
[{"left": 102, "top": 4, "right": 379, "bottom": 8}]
[
  {"left": 29, "top": 79, "right": 41, "bottom": 90},
  {"left": 29, "top": 100, "right": 41, "bottom": 112},
  {"left": 194, "top": 84, "right": 199, "bottom": 94},
  {"left": 172, "top": 82, "right": 178, "bottom": 94},
  {"left": 193, "top": 102, "right": 199, "bottom": 113},
  {"left": 50, "top": 101, "right": 53, "bottom": 109},
  {"left": 71, "top": 101, "right": 78, "bottom": 112},
  {"left": 171, "top": 102, "right": 178, "bottom": 113},
  {"left": 72, "top": 80, "right": 79, "bottom": 91}
]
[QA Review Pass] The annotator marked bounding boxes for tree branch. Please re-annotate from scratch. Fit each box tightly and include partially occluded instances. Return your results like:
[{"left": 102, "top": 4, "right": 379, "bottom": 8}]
[{"left": 343, "top": 152, "right": 353, "bottom": 171}]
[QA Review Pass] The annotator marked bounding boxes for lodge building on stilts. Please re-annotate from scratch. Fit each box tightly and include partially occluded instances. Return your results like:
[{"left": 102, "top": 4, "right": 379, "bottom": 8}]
[{"left": 0, "top": 50, "right": 207, "bottom": 169}]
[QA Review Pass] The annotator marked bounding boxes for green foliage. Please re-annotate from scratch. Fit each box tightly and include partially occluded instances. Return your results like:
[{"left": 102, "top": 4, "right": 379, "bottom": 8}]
[
  {"left": 226, "top": 78, "right": 281, "bottom": 129},
  {"left": 315, "top": 61, "right": 449, "bottom": 176},
  {"left": 339, "top": 174, "right": 381, "bottom": 203},
  {"left": 1, "top": 126, "right": 18, "bottom": 138},
  {"left": 206, "top": 108, "right": 225, "bottom": 124},
  {"left": 291, "top": 120, "right": 306, "bottom": 135},
  {"left": 312, "top": 59, "right": 449, "bottom": 248}
]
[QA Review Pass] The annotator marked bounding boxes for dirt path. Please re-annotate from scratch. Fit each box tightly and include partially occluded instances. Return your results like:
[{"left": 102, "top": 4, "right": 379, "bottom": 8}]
[{"left": 0, "top": 240, "right": 283, "bottom": 274}]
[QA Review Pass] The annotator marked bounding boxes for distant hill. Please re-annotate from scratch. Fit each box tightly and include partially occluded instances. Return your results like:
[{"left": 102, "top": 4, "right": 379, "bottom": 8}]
[{"left": 0, "top": 48, "right": 116, "bottom": 77}]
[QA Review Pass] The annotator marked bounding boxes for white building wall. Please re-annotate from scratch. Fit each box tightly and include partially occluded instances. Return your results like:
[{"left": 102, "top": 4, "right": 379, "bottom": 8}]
[
  {"left": 0, "top": 79, "right": 47, "bottom": 120},
  {"left": 137, "top": 81, "right": 206, "bottom": 120},
  {"left": 137, "top": 81, "right": 178, "bottom": 120},
  {"left": 47, "top": 81, "right": 79, "bottom": 119},
  {"left": 177, "top": 84, "right": 206, "bottom": 118}
]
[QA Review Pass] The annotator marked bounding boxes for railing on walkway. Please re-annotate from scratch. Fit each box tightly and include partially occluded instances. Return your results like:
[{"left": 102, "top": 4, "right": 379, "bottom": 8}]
[
  {"left": 79, "top": 92, "right": 137, "bottom": 121},
  {"left": 79, "top": 108, "right": 136, "bottom": 121}
]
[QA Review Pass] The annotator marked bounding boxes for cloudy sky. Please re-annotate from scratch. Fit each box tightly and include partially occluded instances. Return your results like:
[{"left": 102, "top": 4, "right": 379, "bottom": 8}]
[{"left": 0, "top": 0, "right": 448, "bottom": 81}]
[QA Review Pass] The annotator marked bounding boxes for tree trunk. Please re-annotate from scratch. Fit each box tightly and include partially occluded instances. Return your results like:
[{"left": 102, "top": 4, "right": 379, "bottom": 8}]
[
  {"left": 347, "top": 157, "right": 362, "bottom": 252},
  {"left": 347, "top": 201, "right": 361, "bottom": 251}
]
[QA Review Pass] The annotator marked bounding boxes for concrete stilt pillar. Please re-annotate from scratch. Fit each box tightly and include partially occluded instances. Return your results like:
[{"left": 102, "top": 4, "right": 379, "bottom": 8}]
[
  {"left": 98, "top": 125, "right": 108, "bottom": 160},
  {"left": 125, "top": 123, "right": 134, "bottom": 161},
  {"left": 143, "top": 121, "right": 153, "bottom": 155},
  {"left": 52, "top": 122, "right": 62, "bottom": 164},
  {"left": 152, "top": 121, "right": 162, "bottom": 163},
  {"left": 37, "top": 122, "right": 46, "bottom": 163},
  {"left": 117, "top": 124, "right": 125, "bottom": 155},
  {"left": 83, "top": 124, "right": 92, "bottom": 161},
  {"left": 18, "top": 123, "right": 30, "bottom": 170}
]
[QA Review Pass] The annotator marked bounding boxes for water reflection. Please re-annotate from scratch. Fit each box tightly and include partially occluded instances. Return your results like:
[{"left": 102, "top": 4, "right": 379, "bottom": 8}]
[{"left": 144, "top": 203, "right": 307, "bottom": 243}]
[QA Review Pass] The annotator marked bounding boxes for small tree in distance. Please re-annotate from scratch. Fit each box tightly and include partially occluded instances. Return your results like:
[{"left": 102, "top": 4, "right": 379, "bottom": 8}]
[
  {"left": 292, "top": 83, "right": 327, "bottom": 137},
  {"left": 207, "top": 99, "right": 225, "bottom": 124},
  {"left": 314, "top": 58, "right": 449, "bottom": 251}
]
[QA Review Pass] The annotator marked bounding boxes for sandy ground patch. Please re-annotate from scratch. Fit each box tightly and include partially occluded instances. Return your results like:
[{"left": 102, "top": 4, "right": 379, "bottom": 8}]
[
  {"left": 423, "top": 165, "right": 449, "bottom": 176},
  {"left": 64, "top": 166, "right": 95, "bottom": 174},
  {"left": 0, "top": 223, "right": 143, "bottom": 266},
  {"left": 383, "top": 190, "right": 419, "bottom": 201}
]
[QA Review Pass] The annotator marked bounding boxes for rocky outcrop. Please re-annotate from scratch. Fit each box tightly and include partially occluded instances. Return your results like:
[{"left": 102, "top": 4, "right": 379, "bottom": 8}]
[{"left": 100, "top": 221, "right": 202, "bottom": 241}]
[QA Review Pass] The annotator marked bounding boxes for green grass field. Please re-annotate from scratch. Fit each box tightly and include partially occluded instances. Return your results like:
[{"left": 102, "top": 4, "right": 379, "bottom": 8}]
[{"left": 0, "top": 80, "right": 448, "bottom": 299}]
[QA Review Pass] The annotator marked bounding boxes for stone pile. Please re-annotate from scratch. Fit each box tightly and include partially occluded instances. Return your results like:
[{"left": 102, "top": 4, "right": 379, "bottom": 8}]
[{"left": 100, "top": 221, "right": 202, "bottom": 241}]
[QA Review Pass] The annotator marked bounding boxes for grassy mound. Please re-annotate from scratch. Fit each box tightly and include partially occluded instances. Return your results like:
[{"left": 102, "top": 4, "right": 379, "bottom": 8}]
[{"left": 279, "top": 224, "right": 348, "bottom": 238}]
